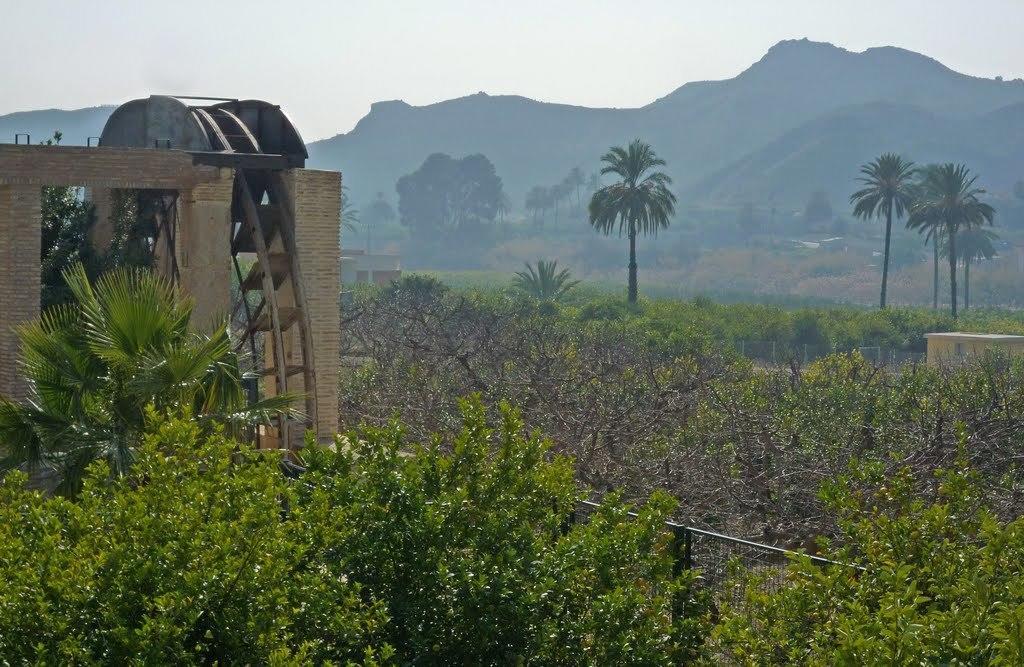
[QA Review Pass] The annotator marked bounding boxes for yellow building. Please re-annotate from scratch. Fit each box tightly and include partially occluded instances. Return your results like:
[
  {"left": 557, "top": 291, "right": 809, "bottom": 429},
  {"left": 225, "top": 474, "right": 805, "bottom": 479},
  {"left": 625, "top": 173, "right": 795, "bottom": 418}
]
[{"left": 925, "top": 332, "right": 1024, "bottom": 364}]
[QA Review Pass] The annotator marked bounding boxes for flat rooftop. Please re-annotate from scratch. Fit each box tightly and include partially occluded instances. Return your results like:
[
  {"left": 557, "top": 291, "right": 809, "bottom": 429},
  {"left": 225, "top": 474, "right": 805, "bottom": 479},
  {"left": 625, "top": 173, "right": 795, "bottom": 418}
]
[{"left": 925, "top": 332, "right": 1024, "bottom": 342}]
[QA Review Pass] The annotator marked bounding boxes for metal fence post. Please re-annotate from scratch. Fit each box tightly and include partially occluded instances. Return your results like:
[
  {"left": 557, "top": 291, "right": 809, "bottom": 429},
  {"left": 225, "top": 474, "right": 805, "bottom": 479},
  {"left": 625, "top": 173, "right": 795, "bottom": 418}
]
[
  {"left": 559, "top": 503, "right": 575, "bottom": 536},
  {"left": 672, "top": 526, "right": 683, "bottom": 577},
  {"left": 673, "top": 525, "right": 692, "bottom": 577}
]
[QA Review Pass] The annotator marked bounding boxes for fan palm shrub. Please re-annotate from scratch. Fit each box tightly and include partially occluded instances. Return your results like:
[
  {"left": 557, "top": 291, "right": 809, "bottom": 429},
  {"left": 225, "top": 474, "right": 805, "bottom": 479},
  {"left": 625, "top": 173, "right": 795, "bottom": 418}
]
[
  {"left": 0, "top": 264, "right": 294, "bottom": 495},
  {"left": 513, "top": 259, "right": 580, "bottom": 303}
]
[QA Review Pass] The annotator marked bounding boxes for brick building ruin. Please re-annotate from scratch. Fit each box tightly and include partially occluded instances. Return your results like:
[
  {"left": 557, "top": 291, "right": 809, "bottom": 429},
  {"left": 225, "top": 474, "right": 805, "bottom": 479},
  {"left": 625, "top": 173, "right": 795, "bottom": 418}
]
[{"left": 0, "top": 95, "right": 341, "bottom": 447}]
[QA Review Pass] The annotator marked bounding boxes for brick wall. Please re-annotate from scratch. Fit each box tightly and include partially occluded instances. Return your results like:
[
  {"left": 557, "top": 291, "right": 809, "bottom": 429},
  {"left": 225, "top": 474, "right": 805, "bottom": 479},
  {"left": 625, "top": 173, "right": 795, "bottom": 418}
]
[
  {"left": 0, "top": 185, "right": 41, "bottom": 400},
  {"left": 0, "top": 145, "right": 221, "bottom": 189},
  {"left": 0, "top": 148, "right": 343, "bottom": 445},
  {"left": 177, "top": 174, "right": 234, "bottom": 331},
  {"left": 285, "top": 169, "right": 342, "bottom": 442}
]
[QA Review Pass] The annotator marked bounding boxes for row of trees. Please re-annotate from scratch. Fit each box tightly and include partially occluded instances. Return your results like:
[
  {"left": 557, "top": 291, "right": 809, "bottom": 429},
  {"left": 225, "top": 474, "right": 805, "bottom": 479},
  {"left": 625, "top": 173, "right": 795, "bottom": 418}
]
[
  {"left": 1, "top": 304, "right": 702, "bottom": 663},
  {"left": 342, "top": 280, "right": 1024, "bottom": 537},
  {"left": 851, "top": 155, "right": 996, "bottom": 317},
  {"left": 5, "top": 263, "right": 1024, "bottom": 661},
  {"left": 524, "top": 167, "right": 600, "bottom": 227},
  {"left": 7, "top": 217, "right": 1024, "bottom": 660},
  {"left": 339, "top": 280, "right": 1024, "bottom": 664}
]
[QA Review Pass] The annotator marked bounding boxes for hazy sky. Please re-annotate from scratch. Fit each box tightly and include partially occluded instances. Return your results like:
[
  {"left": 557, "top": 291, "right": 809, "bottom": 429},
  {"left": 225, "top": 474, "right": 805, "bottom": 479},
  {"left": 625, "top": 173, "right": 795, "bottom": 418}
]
[{"left": 3, "top": 0, "right": 1023, "bottom": 140}]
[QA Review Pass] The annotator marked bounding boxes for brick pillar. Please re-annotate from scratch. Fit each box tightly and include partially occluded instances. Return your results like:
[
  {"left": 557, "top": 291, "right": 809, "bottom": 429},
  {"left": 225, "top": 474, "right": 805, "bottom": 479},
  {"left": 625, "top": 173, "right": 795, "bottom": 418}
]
[
  {"left": 283, "top": 168, "right": 342, "bottom": 442},
  {"left": 177, "top": 169, "right": 233, "bottom": 331},
  {"left": 85, "top": 187, "right": 116, "bottom": 254},
  {"left": 0, "top": 185, "right": 41, "bottom": 400}
]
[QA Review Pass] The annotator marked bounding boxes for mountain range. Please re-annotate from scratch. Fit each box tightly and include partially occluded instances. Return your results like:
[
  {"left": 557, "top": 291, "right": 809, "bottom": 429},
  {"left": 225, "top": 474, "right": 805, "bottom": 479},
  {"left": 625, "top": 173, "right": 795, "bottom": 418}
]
[{"left": 4, "top": 39, "right": 1024, "bottom": 210}]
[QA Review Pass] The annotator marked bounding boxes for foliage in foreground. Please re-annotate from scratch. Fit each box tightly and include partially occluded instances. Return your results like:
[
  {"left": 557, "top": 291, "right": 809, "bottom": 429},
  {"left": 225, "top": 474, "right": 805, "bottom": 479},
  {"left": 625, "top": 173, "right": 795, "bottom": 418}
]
[
  {"left": 713, "top": 451, "right": 1024, "bottom": 665},
  {"left": 0, "top": 400, "right": 708, "bottom": 665},
  {"left": 0, "top": 264, "right": 293, "bottom": 495},
  {"left": 0, "top": 413, "right": 387, "bottom": 665}
]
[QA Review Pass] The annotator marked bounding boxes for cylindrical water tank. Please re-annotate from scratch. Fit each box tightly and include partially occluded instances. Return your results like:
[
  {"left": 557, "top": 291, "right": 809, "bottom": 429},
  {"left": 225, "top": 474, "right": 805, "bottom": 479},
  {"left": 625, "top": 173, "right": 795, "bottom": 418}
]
[
  {"left": 99, "top": 95, "right": 307, "bottom": 167},
  {"left": 99, "top": 95, "right": 212, "bottom": 151}
]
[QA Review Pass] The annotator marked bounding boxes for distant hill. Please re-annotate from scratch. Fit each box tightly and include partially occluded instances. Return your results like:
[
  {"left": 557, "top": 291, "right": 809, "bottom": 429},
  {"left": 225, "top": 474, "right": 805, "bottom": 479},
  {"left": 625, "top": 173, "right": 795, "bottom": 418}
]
[
  {"left": 694, "top": 101, "right": 1024, "bottom": 206},
  {"left": 5, "top": 39, "right": 1024, "bottom": 209},
  {"left": 307, "top": 38, "right": 1024, "bottom": 208},
  {"left": 0, "top": 106, "right": 115, "bottom": 146}
]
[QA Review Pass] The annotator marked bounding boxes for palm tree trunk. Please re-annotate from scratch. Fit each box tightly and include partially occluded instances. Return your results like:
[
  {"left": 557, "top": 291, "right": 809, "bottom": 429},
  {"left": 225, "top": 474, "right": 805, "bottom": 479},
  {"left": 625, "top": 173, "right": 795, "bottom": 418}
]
[
  {"left": 880, "top": 205, "right": 892, "bottom": 309},
  {"left": 948, "top": 227, "right": 958, "bottom": 319},
  {"left": 964, "top": 258, "right": 971, "bottom": 311},
  {"left": 932, "top": 239, "right": 939, "bottom": 310},
  {"left": 627, "top": 226, "right": 638, "bottom": 303}
]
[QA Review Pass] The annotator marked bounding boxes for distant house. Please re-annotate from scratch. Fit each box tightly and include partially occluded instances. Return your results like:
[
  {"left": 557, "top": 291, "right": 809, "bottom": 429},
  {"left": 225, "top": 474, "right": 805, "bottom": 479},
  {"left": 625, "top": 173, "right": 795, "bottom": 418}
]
[
  {"left": 925, "top": 332, "right": 1024, "bottom": 364},
  {"left": 341, "top": 249, "right": 401, "bottom": 286}
]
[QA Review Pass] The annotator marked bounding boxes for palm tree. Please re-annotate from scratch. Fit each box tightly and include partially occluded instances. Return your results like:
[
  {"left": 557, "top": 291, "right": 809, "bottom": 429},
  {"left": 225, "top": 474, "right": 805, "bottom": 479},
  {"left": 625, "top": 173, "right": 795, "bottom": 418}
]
[
  {"left": 907, "top": 166, "right": 942, "bottom": 309},
  {"left": 850, "top": 153, "right": 916, "bottom": 309},
  {"left": 0, "top": 264, "right": 295, "bottom": 495},
  {"left": 925, "top": 225, "right": 944, "bottom": 310},
  {"left": 588, "top": 139, "right": 677, "bottom": 303},
  {"left": 942, "top": 227, "right": 998, "bottom": 311},
  {"left": 550, "top": 184, "right": 570, "bottom": 227},
  {"left": 907, "top": 164, "right": 995, "bottom": 319},
  {"left": 566, "top": 166, "right": 585, "bottom": 212},
  {"left": 363, "top": 192, "right": 396, "bottom": 252},
  {"left": 496, "top": 191, "right": 511, "bottom": 223},
  {"left": 341, "top": 184, "right": 360, "bottom": 235},
  {"left": 525, "top": 186, "right": 547, "bottom": 227},
  {"left": 512, "top": 259, "right": 580, "bottom": 303}
]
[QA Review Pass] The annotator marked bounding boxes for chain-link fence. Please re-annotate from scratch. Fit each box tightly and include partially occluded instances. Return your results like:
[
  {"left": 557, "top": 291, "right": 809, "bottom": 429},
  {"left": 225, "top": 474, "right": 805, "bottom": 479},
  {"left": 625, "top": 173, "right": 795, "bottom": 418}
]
[{"left": 733, "top": 341, "right": 925, "bottom": 367}]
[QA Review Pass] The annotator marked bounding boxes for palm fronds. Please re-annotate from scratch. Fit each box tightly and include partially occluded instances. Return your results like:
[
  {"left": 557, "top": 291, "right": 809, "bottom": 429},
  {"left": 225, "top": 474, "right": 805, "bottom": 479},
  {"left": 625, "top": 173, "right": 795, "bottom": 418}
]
[
  {"left": 588, "top": 139, "right": 677, "bottom": 302},
  {"left": 850, "top": 153, "right": 917, "bottom": 309},
  {"left": 0, "top": 263, "right": 295, "bottom": 494},
  {"left": 907, "top": 163, "right": 995, "bottom": 318},
  {"left": 513, "top": 260, "right": 580, "bottom": 303}
]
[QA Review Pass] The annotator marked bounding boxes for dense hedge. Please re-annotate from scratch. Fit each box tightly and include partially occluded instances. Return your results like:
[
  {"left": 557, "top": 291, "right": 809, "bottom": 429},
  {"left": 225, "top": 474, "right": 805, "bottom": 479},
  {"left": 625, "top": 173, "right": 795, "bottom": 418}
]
[
  {"left": 569, "top": 293, "right": 1024, "bottom": 353},
  {"left": 398, "top": 275, "right": 1024, "bottom": 352},
  {"left": 712, "top": 456, "right": 1024, "bottom": 664},
  {"left": 6, "top": 404, "right": 1024, "bottom": 663},
  {"left": 0, "top": 401, "right": 708, "bottom": 665}
]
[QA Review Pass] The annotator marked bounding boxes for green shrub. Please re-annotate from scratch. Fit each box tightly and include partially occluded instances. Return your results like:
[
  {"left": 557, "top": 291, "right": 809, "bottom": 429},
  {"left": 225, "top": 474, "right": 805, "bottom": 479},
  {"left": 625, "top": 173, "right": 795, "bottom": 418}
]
[
  {"left": 299, "top": 397, "right": 710, "bottom": 665},
  {"left": 0, "top": 264, "right": 294, "bottom": 496},
  {"left": 712, "top": 447, "right": 1024, "bottom": 665},
  {"left": 0, "top": 412, "right": 388, "bottom": 664},
  {"left": 0, "top": 399, "right": 708, "bottom": 664}
]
